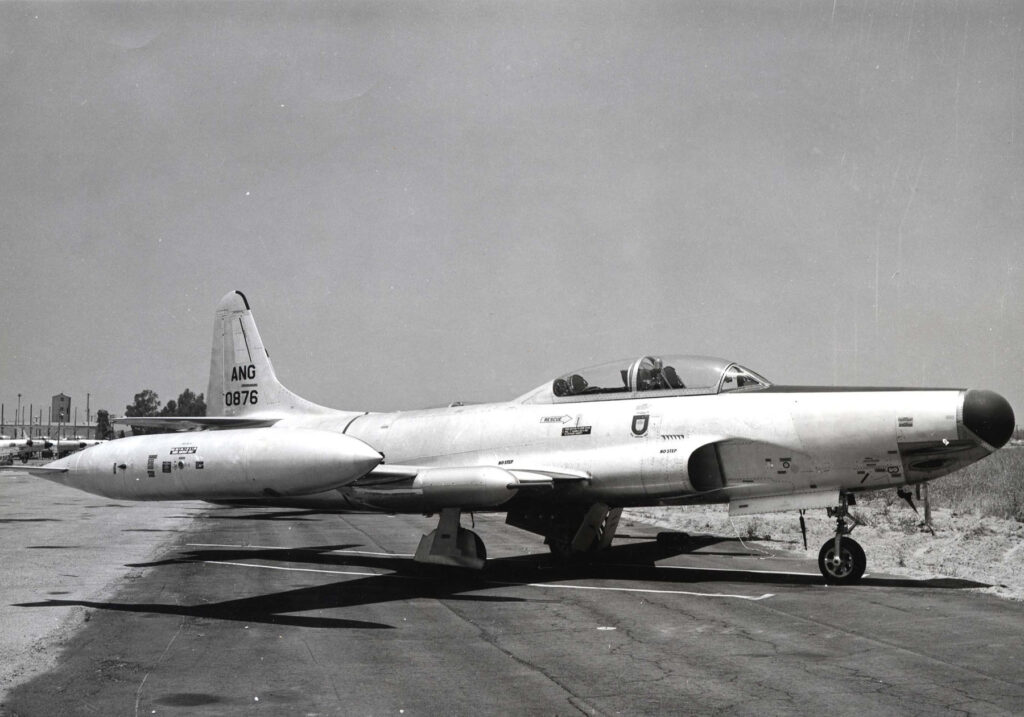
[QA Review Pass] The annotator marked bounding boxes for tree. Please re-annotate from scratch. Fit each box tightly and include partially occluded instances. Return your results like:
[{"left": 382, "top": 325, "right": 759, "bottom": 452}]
[
  {"left": 125, "top": 389, "right": 161, "bottom": 435},
  {"left": 177, "top": 388, "right": 206, "bottom": 416},
  {"left": 163, "top": 388, "right": 206, "bottom": 417},
  {"left": 95, "top": 409, "right": 113, "bottom": 440},
  {"left": 125, "top": 389, "right": 161, "bottom": 417}
]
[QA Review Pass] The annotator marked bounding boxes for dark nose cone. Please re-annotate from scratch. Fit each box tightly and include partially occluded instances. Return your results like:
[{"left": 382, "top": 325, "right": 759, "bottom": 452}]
[{"left": 962, "top": 390, "right": 1015, "bottom": 449}]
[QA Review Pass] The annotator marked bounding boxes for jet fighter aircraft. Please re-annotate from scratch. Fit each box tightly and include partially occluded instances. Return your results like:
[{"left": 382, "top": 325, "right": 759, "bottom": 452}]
[
  {"left": 1, "top": 435, "right": 53, "bottom": 463},
  {"left": 13, "top": 291, "right": 1015, "bottom": 583},
  {"left": 51, "top": 437, "right": 107, "bottom": 458}
]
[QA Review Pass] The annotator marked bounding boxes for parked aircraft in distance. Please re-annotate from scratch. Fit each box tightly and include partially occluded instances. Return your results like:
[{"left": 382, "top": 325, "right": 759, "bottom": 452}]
[
  {"left": 51, "top": 437, "right": 107, "bottom": 458},
  {"left": 8, "top": 291, "right": 1015, "bottom": 583},
  {"left": 1, "top": 435, "right": 52, "bottom": 463},
  {"left": 2, "top": 435, "right": 106, "bottom": 463}
]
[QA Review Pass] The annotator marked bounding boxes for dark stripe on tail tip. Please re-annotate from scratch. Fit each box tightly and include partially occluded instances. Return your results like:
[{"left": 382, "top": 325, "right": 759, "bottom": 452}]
[{"left": 234, "top": 290, "right": 250, "bottom": 309}]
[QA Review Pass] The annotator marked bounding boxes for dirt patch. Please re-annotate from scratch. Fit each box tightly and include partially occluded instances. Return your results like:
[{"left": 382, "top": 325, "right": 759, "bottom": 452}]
[{"left": 625, "top": 503, "right": 1024, "bottom": 601}]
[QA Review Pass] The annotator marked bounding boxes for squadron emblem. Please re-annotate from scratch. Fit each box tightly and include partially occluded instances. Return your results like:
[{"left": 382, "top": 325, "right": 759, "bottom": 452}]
[{"left": 631, "top": 414, "right": 649, "bottom": 437}]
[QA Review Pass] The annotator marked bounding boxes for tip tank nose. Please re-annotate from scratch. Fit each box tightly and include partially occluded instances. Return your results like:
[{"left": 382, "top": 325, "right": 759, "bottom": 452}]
[
  {"left": 962, "top": 389, "right": 1015, "bottom": 449},
  {"left": 344, "top": 439, "right": 384, "bottom": 475}
]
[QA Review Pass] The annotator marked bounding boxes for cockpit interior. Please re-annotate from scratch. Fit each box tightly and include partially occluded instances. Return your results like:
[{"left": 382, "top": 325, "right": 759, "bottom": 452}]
[{"left": 525, "top": 355, "right": 771, "bottom": 403}]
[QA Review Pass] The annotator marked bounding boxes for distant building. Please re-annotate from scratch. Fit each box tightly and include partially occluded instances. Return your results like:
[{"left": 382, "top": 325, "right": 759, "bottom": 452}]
[
  {"left": 1, "top": 393, "right": 100, "bottom": 439},
  {"left": 52, "top": 393, "right": 71, "bottom": 425}
]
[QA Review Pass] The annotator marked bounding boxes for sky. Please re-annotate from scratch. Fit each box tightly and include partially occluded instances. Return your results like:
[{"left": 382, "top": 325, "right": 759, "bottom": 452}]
[{"left": 0, "top": 0, "right": 1021, "bottom": 424}]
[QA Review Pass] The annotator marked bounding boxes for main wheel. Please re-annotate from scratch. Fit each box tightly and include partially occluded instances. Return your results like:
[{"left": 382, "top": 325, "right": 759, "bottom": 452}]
[
  {"left": 546, "top": 521, "right": 575, "bottom": 561},
  {"left": 817, "top": 536, "right": 866, "bottom": 584}
]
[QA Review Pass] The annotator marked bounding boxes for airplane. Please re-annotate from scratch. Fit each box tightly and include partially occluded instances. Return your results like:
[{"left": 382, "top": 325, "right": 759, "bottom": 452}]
[
  {"left": 0, "top": 436, "right": 31, "bottom": 463},
  {"left": 0, "top": 435, "right": 101, "bottom": 462},
  {"left": 51, "top": 437, "right": 107, "bottom": 458},
  {"left": 1, "top": 435, "right": 53, "bottom": 463},
  {"left": 6, "top": 291, "right": 1015, "bottom": 584}
]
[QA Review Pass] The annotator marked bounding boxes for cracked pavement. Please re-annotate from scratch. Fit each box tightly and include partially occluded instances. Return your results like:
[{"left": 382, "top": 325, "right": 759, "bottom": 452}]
[{"left": 3, "top": 489, "right": 1023, "bottom": 716}]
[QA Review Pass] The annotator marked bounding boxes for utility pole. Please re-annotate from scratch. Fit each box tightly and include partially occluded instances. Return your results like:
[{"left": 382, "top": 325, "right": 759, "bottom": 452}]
[{"left": 17, "top": 394, "right": 21, "bottom": 437}]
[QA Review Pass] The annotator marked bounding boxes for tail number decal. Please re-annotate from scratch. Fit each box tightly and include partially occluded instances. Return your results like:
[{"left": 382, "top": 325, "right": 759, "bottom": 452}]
[{"left": 224, "top": 389, "right": 259, "bottom": 406}]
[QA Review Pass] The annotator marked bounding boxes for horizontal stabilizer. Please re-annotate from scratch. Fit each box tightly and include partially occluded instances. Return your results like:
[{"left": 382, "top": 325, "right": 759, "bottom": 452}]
[
  {"left": 729, "top": 490, "right": 839, "bottom": 516},
  {"left": 112, "top": 416, "right": 281, "bottom": 431}
]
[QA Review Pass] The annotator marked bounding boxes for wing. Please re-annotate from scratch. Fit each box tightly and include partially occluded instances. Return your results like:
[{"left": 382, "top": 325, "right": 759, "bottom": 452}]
[
  {"left": 358, "top": 463, "right": 590, "bottom": 488},
  {"left": 112, "top": 416, "right": 281, "bottom": 431}
]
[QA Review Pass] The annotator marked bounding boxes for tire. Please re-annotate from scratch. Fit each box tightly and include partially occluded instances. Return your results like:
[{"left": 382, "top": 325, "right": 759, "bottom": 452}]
[
  {"left": 546, "top": 524, "right": 575, "bottom": 561},
  {"left": 817, "top": 536, "right": 866, "bottom": 584}
]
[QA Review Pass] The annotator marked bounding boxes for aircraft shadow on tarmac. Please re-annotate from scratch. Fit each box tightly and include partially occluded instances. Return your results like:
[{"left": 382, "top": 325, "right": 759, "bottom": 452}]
[
  {"left": 0, "top": 518, "right": 62, "bottom": 523},
  {"left": 204, "top": 508, "right": 337, "bottom": 521},
  {"left": 13, "top": 536, "right": 990, "bottom": 630},
  {"left": 203, "top": 506, "right": 383, "bottom": 522}
]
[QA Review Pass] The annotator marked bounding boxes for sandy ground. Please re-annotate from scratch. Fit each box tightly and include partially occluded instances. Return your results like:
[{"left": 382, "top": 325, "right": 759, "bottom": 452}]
[
  {"left": 0, "top": 470, "right": 203, "bottom": 704},
  {"left": 626, "top": 501, "right": 1024, "bottom": 601}
]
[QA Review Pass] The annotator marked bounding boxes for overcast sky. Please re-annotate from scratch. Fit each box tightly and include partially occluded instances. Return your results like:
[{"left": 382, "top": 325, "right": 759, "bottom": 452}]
[{"left": 0, "top": 0, "right": 1021, "bottom": 424}]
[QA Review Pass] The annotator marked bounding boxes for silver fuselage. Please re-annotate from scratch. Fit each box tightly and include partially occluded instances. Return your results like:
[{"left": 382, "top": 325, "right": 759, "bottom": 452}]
[{"left": 268, "top": 386, "right": 980, "bottom": 512}]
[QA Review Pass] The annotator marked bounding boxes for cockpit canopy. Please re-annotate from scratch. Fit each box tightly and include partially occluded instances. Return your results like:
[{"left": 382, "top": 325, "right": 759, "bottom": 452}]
[{"left": 522, "top": 355, "right": 771, "bottom": 403}]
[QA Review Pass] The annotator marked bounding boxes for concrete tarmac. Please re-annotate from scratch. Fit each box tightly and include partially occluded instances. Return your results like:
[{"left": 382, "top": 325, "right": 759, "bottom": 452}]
[
  {"left": 0, "top": 471, "right": 201, "bottom": 703},
  {"left": 2, "top": 479, "right": 1024, "bottom": 716}
]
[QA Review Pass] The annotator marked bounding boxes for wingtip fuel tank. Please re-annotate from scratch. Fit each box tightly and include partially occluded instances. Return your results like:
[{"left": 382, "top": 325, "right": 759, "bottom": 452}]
[{"left": 38, "top": 429, "right": 382, "bottom": 501}]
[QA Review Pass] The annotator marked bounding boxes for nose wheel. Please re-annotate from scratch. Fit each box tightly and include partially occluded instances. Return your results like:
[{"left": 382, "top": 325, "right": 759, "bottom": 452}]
[
  {"left": 818, "top": 536, "right": 866, "bottom": 584},
  {"left": 817, "top": 494, "right": 866, "bottom": 584}
]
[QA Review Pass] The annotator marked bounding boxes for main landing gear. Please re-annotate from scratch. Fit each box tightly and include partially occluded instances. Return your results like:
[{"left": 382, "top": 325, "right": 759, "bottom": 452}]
[
  {"left": 415, "top": 503, "right": 624, "bottom": 570},
  {"left": 545, "top": 504, "right": 622, "bottom": 561},
  {"left": 503, "top": 503, "right": 622, "bottom": 564},
  {"left": 414, "top": 507, "right": 487, "bottom": 569},
  {"left": 817, "top": 493, "right": 866, "bottom": 584}
]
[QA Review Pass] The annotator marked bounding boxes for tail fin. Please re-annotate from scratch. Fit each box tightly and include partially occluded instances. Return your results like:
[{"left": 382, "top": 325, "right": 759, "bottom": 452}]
[{"left": 208, "top": 291, "right": 335, "bottom": 417}]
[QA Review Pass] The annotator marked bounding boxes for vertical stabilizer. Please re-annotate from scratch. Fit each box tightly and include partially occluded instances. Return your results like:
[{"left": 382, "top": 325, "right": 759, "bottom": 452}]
[{"left": 208, "top": 291, "right": 334, "bottom": 417}]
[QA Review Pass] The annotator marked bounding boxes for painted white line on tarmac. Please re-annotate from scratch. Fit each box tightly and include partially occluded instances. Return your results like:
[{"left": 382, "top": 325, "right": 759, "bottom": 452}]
[
  {"left": 612, "top": 562, "right": 870, "bottom": 580},
  {"left": 632, "top": 563, "right": 820, "bottom": 577},
  {"left": 494, "top": 581, "right": 775, "bottom": 600},
  {"left": 187, "top": 542, "right": 414, "bottom": 558},
  {"left": 200, "top": 560, "right": 389, "bottom": 578}
]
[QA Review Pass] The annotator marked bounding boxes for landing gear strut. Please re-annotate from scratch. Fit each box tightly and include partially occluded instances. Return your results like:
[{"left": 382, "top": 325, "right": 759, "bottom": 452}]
[
  {"left": 545, "top": 504, "right": 622, "bottom": 561},
  {"left": 506, "top": 503, "right": 622, "bottom": 563},
  {"left": 817, "top": 494, "right": 866, "bottom": 584},
  {"left": 414, "top": 507, "right": 487, "bottom": 569}
]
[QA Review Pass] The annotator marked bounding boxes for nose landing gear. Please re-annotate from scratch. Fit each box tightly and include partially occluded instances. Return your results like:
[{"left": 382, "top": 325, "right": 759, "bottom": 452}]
[{"left": 818, "top": 494, "right": 866, "bottom": 584}]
